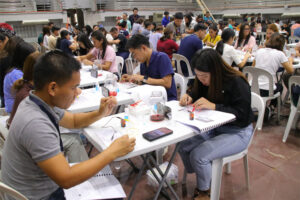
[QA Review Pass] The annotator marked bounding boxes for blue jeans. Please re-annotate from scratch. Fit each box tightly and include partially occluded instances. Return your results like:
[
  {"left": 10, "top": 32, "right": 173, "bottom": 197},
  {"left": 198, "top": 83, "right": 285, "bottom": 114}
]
[{"left": 178, "top": 124, "right": 253, "bottom": 191}]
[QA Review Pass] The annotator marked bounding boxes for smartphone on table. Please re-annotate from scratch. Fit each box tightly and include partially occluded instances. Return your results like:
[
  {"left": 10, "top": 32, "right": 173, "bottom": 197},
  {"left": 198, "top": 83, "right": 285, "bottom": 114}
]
[{"left": 142, "top": 127, "right": 173, "bottom": 141}]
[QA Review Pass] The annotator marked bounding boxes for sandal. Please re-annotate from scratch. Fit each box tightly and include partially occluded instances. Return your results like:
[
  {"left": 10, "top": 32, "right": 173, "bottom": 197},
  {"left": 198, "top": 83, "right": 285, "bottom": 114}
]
[{"left": 193, "top": 188, "right": 210, "bottom": 200}]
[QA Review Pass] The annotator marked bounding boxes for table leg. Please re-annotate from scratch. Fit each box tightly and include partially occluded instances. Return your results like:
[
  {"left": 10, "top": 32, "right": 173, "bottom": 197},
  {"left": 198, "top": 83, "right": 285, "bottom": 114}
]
[
  {"left": 125, "top": 159, "right": 140, "bottom": 173},
  {"left": 144, "top": 155, "right": 171, "bottom": 200},
  {"left": 127, "top": 154, "right": 149, "bottom": 200},
  {"left": 151, "top": 144, "right": 181, "bottom": 200}
]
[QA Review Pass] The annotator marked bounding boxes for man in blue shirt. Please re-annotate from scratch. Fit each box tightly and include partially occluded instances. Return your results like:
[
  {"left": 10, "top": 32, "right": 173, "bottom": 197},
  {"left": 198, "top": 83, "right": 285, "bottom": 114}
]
[
  {"left": 203, "top": 11, "right": 213, "bottom": 22},
  {"left": 178, "top": 24, "right": 207, "bottom": 77},
  {"left": 162, "top": 11, "right": 170, "bottom": 27},
  {"left": 121, "top": 34, "right": 177, "bottom": 101},
  {"left": 129, "top": 8, "right": 140, "bottom": 27}
]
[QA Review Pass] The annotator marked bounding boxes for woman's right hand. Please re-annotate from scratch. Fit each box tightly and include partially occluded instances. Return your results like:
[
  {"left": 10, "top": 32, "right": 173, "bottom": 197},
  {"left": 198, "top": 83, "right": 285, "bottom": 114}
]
[
  {"left": 107, "top": 135, "right": 136, "bottom": 159},
  {"left": 120, "top": 74, "right": 131, "bottom": 82},
  {"left": 179, "top": 94, "right": 193, "bottom": 106}
]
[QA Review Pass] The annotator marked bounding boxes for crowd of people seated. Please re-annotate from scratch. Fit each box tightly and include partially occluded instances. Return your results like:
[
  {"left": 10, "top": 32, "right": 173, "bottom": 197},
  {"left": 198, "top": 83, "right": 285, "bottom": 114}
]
[{"left": 0, "top": 8, "right": 299, "bottom": 200}]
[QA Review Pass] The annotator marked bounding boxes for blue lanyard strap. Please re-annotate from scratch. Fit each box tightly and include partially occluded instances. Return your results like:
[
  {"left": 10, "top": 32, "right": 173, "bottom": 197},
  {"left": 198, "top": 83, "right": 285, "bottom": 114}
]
[{"left": 29, "top": 95, "right": 64, "bottom": 152}]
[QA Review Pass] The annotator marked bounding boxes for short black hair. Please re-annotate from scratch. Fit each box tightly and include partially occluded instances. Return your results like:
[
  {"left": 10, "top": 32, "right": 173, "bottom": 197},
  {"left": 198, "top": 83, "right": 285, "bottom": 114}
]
[
  {"left": 48, "top": 21, "right": 54, "bottom": 26},
  {"left": 133, "top": 7, "right": 138, "bottom": 11},
  {"left": 144, "top": 20, "right": 152, "bottom": 28},
  {"left": 174, "top": 12, "right": 183, "bottom": 20},
  {"left": 110, "top": 27, "right": 118, "bottom": 33},
  {"left": 194, "top": 24, "right": 207, "bottom": 32},
  {"left": 33, "top": 50, "right": 81, "bottom": 91},
  {"left": 119, "top": 21, "right": 127, "bottom": 28},
  {"left": 164, "top": 11, "right": 169, "bottom": 16},
  {"left": 51, "top": 26, "right": 60, "bottom": 33},
  {"left": 126, "top": 34, "right": 150, "bottom": 49}
]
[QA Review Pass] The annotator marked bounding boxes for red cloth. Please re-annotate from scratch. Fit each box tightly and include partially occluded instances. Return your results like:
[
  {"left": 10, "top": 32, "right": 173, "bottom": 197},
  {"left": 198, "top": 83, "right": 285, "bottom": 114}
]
[
  {"left": 0, "top": 23, "right": 14, "bottom": 31},
  {"left": 157, "top": 39, "right": 179, "bottom": 59}
]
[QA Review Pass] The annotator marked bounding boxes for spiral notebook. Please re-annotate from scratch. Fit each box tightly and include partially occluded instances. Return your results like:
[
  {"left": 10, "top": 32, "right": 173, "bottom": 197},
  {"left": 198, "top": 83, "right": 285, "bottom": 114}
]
[
  {"left": 64, "top": 165, "right": 126, "bottom": 200},
  {"left": 175, "top": 107, "right": 236, "bottom": 134}
]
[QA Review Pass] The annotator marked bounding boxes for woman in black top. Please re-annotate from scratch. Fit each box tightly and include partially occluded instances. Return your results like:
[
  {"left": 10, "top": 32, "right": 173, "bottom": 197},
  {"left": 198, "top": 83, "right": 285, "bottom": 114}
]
[
  {"left": 178, "top": 49, "right": 254, "bottom": 200},
  {"left": 77, "top": 33, "right": 94, "bottom": 56}
]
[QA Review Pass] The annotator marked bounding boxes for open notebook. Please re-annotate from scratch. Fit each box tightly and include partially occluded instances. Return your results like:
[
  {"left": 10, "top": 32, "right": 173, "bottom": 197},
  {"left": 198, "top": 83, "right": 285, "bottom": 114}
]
[
  {"left": 175, "top": 106, "right": 236, "bottom": 134},
  {"left": 64, "top": 165, "right": 126, "bottom": 200}
]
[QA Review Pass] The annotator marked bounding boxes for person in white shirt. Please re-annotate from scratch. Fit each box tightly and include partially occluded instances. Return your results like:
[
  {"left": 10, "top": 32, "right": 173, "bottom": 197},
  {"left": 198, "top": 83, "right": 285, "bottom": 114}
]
[
  {"left": 253, "top": 33, "right": 293, "bottom": 106},
  {"left": 43, "top": 26, "right": 51, "bottom": 50},
  {"left": 274, "top": 19, "right": 281, "bottom": 32},
  {"left": 216, "top": 28, "right": 251, "bottom": 68}
]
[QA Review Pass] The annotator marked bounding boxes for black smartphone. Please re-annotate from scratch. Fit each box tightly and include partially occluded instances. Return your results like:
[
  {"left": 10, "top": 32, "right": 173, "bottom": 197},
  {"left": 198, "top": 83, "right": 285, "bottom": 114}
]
[
  {"left": 142, "top": 127, "right": 173, "bottom": 142},
  {"left": 101, "top": 86, "right": 109, "bottom": 97}
]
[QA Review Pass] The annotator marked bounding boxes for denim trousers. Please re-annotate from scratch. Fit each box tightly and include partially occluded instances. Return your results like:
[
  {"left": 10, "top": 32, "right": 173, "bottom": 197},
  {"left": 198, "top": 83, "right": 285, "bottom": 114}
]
[{"left": 178, "top": 123, "right": 253, "bottom": 191}]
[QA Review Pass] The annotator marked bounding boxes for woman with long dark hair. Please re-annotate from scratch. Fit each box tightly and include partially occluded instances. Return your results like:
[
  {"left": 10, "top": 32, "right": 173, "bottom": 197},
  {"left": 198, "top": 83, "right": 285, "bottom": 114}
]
[
  {"left": 56, "top": 30, "right": 78, "bottom": 56},
  {"left": 179, "top": 49, "right": 254, "bottom": 200},
  {"left": 157, "top": 27, "right": 179, "bottom": 59},
  {"left": 184, "top": 13, "right": 197, "bottom": 34},
  {"left": 216, "top": 28, "right": 251, "bottom": 68},
  {"left": 77, "top": 33, "right": 94, "bottom": 55},
  {"left": 234, "top": 23, "right": 256, "bottom": 51},
  {"left": 77, "top": 30, "right": 117, "bottom": 73}
]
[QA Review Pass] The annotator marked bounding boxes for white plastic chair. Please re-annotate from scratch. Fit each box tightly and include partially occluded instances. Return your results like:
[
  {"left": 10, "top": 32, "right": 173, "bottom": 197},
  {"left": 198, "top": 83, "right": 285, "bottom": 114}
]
[
  {"left": 182, "top": 92, "right": 264, "bottom": 200},
  {"left": 115, "top": 56, "right": 124, "bottom": 79},
  {"left": 256, "top": 32, "right": 266, "bottom": 44},
  {"left": 173, "top": 73, "right": 187, "bottom": 99},
  {"left": 172, "top": 54, "right": 195, "bottom": 86},
  {"left": 282, "top": 76, "right": 300, "bottom": 143},
  {"left": 0, "top": 181, "right": 28, "bottom": 200},
  {"left": 243, "top": 66, "right": 281, "bottom": 130}
]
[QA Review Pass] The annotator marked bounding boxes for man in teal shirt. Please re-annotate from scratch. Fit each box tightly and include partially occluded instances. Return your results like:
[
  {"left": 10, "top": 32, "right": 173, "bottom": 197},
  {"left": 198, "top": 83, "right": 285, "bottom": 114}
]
[{"left": 120, "top": 13, "right": 132, "bottom": 32}]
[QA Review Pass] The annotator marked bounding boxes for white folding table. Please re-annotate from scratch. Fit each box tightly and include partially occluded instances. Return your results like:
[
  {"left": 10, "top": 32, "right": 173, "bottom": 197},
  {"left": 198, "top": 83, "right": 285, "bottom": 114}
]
[
  {"left": 83, "top": 101, "right": 236, "bottom": 200},
  {"left": 68, "top": 88, "right": 134, "bottom": 113}
]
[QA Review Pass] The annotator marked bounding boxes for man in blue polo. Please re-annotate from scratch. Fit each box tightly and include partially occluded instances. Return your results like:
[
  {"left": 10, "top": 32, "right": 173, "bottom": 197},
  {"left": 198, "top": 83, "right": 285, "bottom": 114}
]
[
  {"left": 178, "top": 23, "right": 207, "bottom": 77},
  {"left": 121, "top": 34, "right": 177, "bottom": 101}
]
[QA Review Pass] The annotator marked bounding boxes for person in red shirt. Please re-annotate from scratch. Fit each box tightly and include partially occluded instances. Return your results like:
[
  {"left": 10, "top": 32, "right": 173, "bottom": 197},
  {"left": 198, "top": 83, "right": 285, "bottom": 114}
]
[{"left": 157, "top": 27, "right": 179, "bottom": 59}]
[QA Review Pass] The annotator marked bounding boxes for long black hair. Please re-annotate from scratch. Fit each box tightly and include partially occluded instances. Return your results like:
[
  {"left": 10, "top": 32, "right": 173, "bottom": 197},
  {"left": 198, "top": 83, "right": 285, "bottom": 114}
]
[
  {"left": 77, "top": 33, "right": 94, "bottom": 51},
  {"left": 91, "top": 30, "right": 108, "bottom": 59},
  {"left": 191, "top": 49, "right": 246, "bottom": 103},
  {"left": 56, "top": 30, "right": 70, "bottom": 49},
  {"left": 216, "top": 28, "right": 235, "bottom": 55},
  {"left": 85, "top": 25, "right": 93, "bottom": 36},
  {"left": 185, "top": 13, "right": 192, "bottom": 28},
  {"left": 237, "top": 23, "right": 251, "bottom": 48}
]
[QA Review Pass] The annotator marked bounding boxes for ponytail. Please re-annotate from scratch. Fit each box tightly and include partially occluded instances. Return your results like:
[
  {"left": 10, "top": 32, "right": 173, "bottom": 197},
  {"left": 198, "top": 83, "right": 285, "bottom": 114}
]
[
  {"left": 216, "top": 40, "right": 224, "bottom": 55},
  {"left": 12, "top": 78, "right": 25, "bottom": 92},
  {"left": 216, "top": 28, "right": 236, "bottom": 56}
]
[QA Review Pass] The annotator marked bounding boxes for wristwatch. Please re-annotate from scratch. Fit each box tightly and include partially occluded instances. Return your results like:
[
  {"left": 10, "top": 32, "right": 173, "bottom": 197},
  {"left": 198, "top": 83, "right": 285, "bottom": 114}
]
[{"left": 142, "top": 76, "right": 148, "bottom": 84}]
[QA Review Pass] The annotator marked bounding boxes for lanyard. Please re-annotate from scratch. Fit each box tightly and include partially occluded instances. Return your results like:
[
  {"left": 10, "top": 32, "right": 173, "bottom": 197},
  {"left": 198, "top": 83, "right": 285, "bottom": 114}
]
[{"left": 29, "top": 95, "right": 64, "bottom": 152}]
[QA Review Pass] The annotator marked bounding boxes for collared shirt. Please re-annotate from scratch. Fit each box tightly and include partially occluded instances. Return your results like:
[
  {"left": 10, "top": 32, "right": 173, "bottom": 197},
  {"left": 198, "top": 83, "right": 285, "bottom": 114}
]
[
  {"left": 1, "top": 91, "right": 65, "bottom": 200},
  {"left": 178, "top": 34, "right": 203, "bottom": 76},
  {"left": 203, "top": 33, "right": 221, "bottom": 45},
  {"left": 129, "top": 14, "right": 140, "bottom": 26},
  {"left": 162, "top": 16, "right": 170, "bottom": 27},
  {"left": 166, "top": 21, "right": 186, "bottom": 37},
  {"left": 140, "top": 51, "right": 177, "bottom": 101},
  {"left": 48, "top": 34, "right": 58, "bottom": 50}
]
